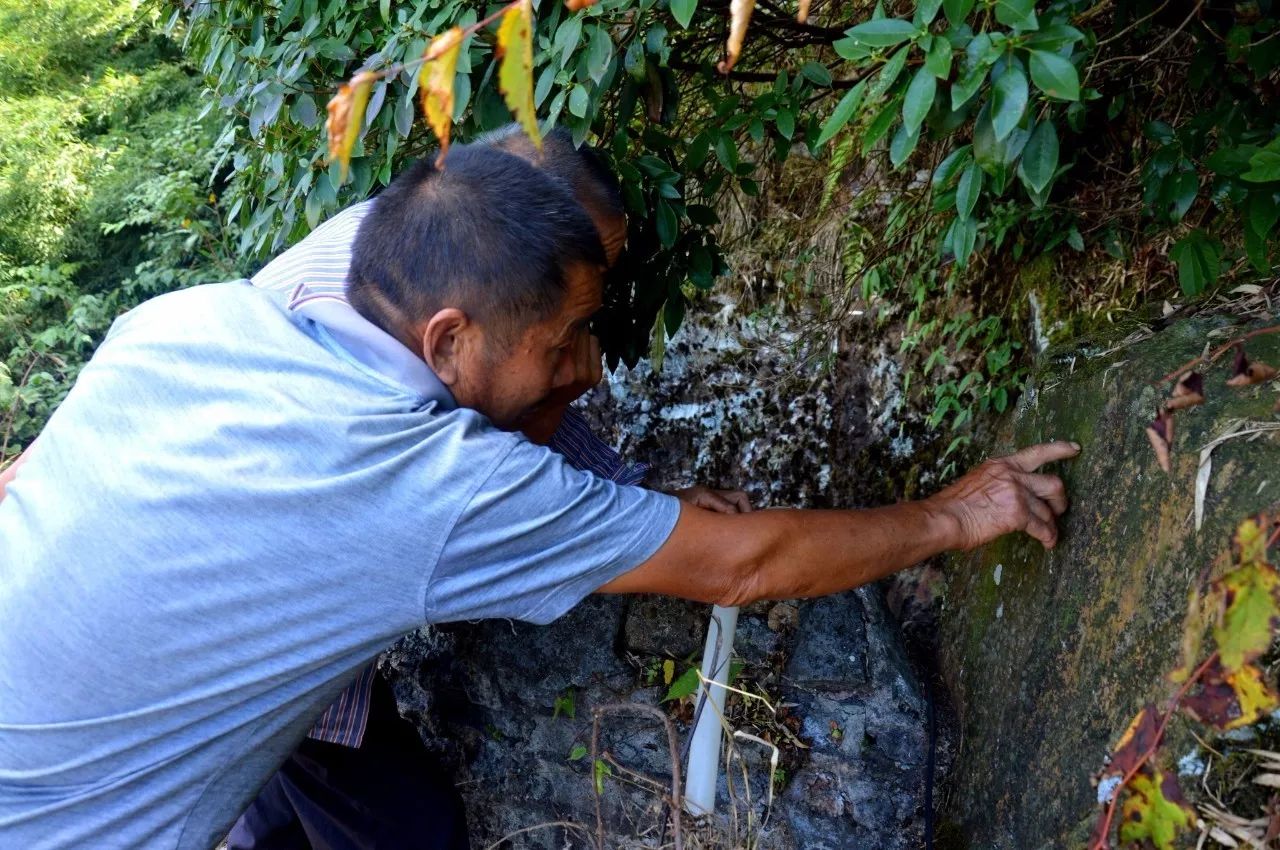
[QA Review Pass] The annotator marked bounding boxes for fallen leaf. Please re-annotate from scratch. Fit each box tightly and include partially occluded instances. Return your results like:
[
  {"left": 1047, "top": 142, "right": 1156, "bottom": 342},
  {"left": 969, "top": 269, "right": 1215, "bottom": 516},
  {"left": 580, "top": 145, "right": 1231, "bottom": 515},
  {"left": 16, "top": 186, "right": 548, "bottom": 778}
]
[
  {"left": 717, "top": 0, "right": 755, "bottom": 74},
  {"left": 1147, "top": 408, "right": 1174, "bottom": 473},
  {"left": 1101, "top": 705, "right": 1162, "bottom": 779},
  {"left": 496, "top": 0, "right": 541, "bottom": 148},
  {"left": 1226, "top": 346, "right": 1278, "bottom": 387},
  {"left": 1213, "top": 552, "right": 1280, "bottom": 672},
  {"left": 1169, "top": 585, "right": 1220, "bottom": 682},
  {"left": 1181, "top": 656, "right": 1279, "bottom": 730},
  {"left": 418, "top": 28, "right": 464, "bottom": 163},
  {"left": 1167, "top": 371, "right": 1205, "bottom": 410},
  {"left": 796, "top": 0, "right": 811, "bottom": 23},
  {"left": 1118, "top": 765, "right": 1194, "bottom": 850},
  {"left": 326, "top": 70, "right": 377, "bottom": 185}
]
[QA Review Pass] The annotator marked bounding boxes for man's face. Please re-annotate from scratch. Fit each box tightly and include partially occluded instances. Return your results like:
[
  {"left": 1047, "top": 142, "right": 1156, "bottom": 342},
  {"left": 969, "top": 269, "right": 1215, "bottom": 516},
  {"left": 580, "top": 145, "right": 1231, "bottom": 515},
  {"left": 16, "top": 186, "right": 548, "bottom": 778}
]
[{"left": 451, "top": 260, "right": 605, "bottom": 429}]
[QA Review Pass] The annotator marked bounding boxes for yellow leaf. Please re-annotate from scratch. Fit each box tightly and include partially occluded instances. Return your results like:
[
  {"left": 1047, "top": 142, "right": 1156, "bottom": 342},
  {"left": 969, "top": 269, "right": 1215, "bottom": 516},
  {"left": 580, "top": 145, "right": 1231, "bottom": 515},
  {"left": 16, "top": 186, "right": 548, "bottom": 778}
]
[
  {"left": 1214, "top": 560, "right": 1280, "bottom": 672},
  {"left": 717, "top": 0, "right": 755, "bottom": 74},
  {"left": 496, "top": 0, "right": 541, "bottom": 149},
  {"left": 326, "top": 70, "right": 377, "bottom": 185},
  {"left": 1224, "top": 664, "right": 1280, "bottom": 729},
  {"left": 419, "top": 28, "right": 464, "bottom": 162},
  {"left": 1118, "top": 767, "right": 1194, "bottom": 850},
  {"left": 662, "top": 659, "right": 675, "bottom": 685},
  {"left": 1169, "top": 584, "right": 1219, "bottom": 683}
]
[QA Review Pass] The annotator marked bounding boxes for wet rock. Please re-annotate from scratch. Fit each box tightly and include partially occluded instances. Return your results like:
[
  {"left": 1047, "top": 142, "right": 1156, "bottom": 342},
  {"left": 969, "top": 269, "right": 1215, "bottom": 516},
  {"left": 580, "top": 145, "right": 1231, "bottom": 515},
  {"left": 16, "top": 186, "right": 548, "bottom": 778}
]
[
  {"left": 622, "top": 596, "right": 708, "bottom": 660},
  {"left": 938, "top": 314, "right": 1280, "bottom": 849},
  {"left": 381, "top": 296, "right": 941, "bottom": 848}
]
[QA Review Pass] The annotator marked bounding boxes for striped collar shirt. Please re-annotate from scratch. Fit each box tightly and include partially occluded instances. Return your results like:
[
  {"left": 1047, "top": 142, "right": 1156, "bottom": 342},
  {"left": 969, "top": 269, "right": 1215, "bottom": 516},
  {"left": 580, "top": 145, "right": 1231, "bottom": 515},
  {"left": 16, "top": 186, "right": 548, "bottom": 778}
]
[{"left": 251, "top": 200, "right": 648, "bottom": 748}]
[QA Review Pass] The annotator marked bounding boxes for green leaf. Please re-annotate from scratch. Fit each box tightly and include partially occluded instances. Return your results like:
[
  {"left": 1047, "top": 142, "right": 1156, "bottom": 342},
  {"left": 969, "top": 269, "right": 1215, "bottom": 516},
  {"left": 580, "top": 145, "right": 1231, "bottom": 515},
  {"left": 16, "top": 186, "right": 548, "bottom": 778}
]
[
  {"left": 800, "top": 61, "right": 833, "bottom": 87},
  {"left": 1168, "top": 229, "right": 1222, "bottom": 296},
  {"left": 664, "top": 666, "right": 700, "bottom": 701},
  {"left": 290, "top": 94, "right": 319, "bottom": 128},
  {"left": 1214, "top": 560, "right": 1280, "bottom": 673},
  {"left": 554, "top": 16, "right": 583, "bottom": 69},
  {"left": 815, "top": 79, "right": 866, "bottom": 147},
  {"left": 842, "top": 18, "right": 919, "bottom": 48},
  {"left": 1243, "top": 140, "right": 1280, "bottom": 182},
  {"left": 568, "top": 744, "right": 588, "bottom": 761},
  {"left": 1018, "top": 120, "right": 1058, "bottom": 194},
  {"left": 902, "top": 67, "right": 936, "bottom": 136},
  {"left": 867, "top": 47, "right": 909, "bottom": 101},
  {"left": 925, "top": 36, "right": 953, "bottom": 79},
  {"left": 916, "top": 0, "right": 943, "bottom": 25},
  {"left": 1118, "top": 767, "right": 1194, "bottom": 850},
  {"left": 656, "top": 199, "right": 678, "bottom": 248},
  {"left": 587, "top": 25, "right": 614, "bottom": 85},
  {"left": 956, "top": 162, "right": 982, "bottom": 219},
  {"left": 889, "top": 123, "right": 920, "bottom": 167},
  {"left": 1248, "top": 190, "right": 1279, "bottom": 238},
  {"left": 861, "top": 97, "right": 901, "bottom": 155},
  {"left": 943, "top": 0, "right": 974, "bottom": 25},
  {"left": 776, "top": 109, "right": 795, "bottom": 140},
  {"left": 990, "top": 63, "right": 1028, "bottom": 142},
  {"left": 1028, "top": 49, "right": 1080, "bottom": 101},
  {"left": 993, "top": 0, "right": 1037, "bottom": 30},
  {"left": 931, "top": 145, "right": 972, "bottom": 188},
  {"left": 671, "top": 0, "right": 697, "bottom": 29},
  {"left": 568, "top": 85, "right": 589, "bottom": 117},
  {"left": 950, "top": 62, "right": 988, "bottom": 110},
  {"left": 949, "top": 215, "right": 977, "bottom": 266},
  {"left": 593, "top": 758, "right": 613, "bottom": 795}
]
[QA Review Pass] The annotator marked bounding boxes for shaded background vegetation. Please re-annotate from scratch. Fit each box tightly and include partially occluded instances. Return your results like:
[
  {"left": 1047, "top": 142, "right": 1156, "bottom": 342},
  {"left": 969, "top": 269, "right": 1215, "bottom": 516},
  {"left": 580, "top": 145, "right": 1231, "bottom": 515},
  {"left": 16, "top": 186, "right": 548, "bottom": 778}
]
[{"left": 2, "top": 0, "right": 1278, "bottom": 475}]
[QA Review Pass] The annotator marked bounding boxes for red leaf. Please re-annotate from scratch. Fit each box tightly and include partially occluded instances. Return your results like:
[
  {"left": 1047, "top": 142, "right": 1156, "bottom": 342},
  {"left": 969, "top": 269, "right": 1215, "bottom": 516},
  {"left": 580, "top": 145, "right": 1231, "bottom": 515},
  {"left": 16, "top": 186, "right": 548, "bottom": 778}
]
[
  {"left": 1226, "top": 345, "right": 1278, "bottom": 387},
  {"left": 1145, "top": 408, "right": 1173, "bottom": 473},
  {"left": 1166, "top": 371, "right": 1205, "bottom": 410}
]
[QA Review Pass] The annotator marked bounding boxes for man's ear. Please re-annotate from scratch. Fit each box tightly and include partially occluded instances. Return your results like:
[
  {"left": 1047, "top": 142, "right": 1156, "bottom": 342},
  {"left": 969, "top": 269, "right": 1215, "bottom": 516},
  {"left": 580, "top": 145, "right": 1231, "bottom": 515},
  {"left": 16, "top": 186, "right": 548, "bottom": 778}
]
[{"left": 419, "top": 308, "right": 471, "bottom": 387}]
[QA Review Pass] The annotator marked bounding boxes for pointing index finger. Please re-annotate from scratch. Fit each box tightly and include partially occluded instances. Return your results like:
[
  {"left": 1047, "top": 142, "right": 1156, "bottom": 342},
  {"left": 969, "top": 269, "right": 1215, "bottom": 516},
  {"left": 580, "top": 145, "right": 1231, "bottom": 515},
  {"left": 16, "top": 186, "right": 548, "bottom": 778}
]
[{"left": 1007, "top": 440, "right": 1081, "bottom": 472}]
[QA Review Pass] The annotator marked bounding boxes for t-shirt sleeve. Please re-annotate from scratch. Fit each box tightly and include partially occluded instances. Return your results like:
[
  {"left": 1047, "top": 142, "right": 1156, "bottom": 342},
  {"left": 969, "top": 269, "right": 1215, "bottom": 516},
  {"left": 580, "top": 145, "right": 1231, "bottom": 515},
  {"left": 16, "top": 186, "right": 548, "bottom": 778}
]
[{"left": 425, "top": 434, "right": 681, "bottom": 625}]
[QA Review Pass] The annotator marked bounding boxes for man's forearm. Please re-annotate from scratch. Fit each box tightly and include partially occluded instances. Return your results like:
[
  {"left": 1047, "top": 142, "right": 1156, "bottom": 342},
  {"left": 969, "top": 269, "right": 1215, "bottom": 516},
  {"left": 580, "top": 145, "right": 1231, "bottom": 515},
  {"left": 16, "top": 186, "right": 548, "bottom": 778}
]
[
  {"left": 601, "top": 441, "right": 1078, "bottom": 605},
  {"left": 733, "top": 500, "right": 962, "bottom": 604}
]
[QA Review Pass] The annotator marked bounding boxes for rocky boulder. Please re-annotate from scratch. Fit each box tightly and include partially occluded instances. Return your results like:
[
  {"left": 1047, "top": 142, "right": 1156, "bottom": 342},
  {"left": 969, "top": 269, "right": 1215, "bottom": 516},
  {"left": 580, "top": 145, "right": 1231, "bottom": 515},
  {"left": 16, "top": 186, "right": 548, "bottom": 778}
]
[{"left": 937, "top": 312, "right": 1280, "bottom": 849}]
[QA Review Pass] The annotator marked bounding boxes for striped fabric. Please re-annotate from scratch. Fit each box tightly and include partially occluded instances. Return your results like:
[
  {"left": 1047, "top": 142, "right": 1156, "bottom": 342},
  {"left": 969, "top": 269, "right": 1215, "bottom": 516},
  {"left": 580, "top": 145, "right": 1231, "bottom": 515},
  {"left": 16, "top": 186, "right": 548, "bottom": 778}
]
[{"left": 252, "top": 200, "right": 646, "bottom": 748}]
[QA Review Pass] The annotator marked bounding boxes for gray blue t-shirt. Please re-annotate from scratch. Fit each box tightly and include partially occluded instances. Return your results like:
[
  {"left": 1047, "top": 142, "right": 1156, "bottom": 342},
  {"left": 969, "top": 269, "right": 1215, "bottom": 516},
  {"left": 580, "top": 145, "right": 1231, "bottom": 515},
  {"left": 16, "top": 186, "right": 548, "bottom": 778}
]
[{"left": 0, "top": 281, "right": 680, "bottom": 849}]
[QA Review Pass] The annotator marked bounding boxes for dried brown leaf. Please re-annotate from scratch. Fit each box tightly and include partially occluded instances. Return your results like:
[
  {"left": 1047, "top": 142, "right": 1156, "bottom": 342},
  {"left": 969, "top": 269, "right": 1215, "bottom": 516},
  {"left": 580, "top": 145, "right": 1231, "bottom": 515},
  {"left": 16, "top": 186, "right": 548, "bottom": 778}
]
[
  {"left": 1226, "top": 346, "right": 1278, "bottom": 387},
  {"left": 1147, "top": 408, "right": 1174, "bottom": 473},
  {"left": 796, "top": 0, "right": 811, "bottom": 23},
  {"left": 717, "top": 0, "right": 755, "bottom": 74},
  {"left": 1167, "top": 371, "right": 1206, "bottom": 410},
  {"left": 418, "top": 28, "right": 464, "bottom": 163},
  {"left": 496, "top": 0, "right": 541, "bottom": 148},
  {"left": 326, "top": 70, "right": 377, "bottom": 185}
]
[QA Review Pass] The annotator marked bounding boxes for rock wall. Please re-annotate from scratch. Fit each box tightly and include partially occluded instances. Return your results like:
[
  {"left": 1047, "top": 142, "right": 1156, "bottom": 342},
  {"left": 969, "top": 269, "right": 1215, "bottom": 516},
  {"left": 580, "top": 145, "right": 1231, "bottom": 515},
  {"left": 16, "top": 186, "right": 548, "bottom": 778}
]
[
  {"left": 937, "top": 313, "right": 1280, "bottom": 849},
  {"left": 382, "top": 295, "right": 947, "bottom": 848}
]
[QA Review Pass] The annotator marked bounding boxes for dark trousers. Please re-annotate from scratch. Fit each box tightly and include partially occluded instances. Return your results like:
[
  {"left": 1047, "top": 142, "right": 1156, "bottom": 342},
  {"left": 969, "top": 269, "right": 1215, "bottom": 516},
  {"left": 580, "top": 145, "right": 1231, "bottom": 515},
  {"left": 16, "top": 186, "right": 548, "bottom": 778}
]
[{"left": 227, "top": 675, "right": 470, "bottom": 850}]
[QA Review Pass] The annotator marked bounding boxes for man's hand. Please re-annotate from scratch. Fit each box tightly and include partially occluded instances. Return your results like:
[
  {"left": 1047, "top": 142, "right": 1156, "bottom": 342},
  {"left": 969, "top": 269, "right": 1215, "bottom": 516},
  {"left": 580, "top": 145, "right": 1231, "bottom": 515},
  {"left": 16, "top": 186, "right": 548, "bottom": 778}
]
[
  {"left": 926, "top": 440, "right": 1080, "bottom": 551},
  {"left": 672, "top": 485, "right": 752, "bottom": 515}
]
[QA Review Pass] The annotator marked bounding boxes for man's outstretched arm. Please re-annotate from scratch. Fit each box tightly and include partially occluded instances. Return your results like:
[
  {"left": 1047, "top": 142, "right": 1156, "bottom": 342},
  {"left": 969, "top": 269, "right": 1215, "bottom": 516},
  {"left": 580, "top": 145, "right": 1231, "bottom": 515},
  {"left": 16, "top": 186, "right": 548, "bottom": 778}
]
[{"left": 599, "top": 441, "right": 1079, "bottom": 606}]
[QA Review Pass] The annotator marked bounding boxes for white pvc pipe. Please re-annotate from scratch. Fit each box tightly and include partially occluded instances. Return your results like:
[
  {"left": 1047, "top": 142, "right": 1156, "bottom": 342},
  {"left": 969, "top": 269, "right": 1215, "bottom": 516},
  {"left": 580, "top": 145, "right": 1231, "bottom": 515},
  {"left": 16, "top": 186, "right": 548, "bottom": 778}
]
[{"left": 683, "top": 604, "right": 739, "bottom": 817}]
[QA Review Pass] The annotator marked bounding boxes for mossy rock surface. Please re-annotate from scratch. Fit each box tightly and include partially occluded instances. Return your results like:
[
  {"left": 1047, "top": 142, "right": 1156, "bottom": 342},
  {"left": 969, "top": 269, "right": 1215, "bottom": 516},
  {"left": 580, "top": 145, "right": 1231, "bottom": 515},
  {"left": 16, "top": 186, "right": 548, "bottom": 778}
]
[{"left": 938, "top": 313, "right": 1280, "bottom": 849}]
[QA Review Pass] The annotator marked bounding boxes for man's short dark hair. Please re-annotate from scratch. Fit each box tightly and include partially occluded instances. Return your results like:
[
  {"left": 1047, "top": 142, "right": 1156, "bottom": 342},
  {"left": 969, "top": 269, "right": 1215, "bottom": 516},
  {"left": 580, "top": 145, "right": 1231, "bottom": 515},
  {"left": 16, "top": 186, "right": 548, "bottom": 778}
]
[
  {"left": 347, "top": 145, "right": 605, "bottom": 348},
  {"left": 478, "top": 125, "right": 624, "bottom": 224}
]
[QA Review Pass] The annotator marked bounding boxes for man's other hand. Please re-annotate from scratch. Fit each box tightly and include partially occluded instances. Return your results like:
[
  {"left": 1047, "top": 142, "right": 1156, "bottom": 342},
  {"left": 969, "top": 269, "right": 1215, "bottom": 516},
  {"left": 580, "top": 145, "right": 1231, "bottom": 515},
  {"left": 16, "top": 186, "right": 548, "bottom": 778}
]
[
  {"left": 927, "top": 440, "right": 1080, "bottom": 551},
  {"left": 672, "top": 485, "right": 752, "bottom": 515}
]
